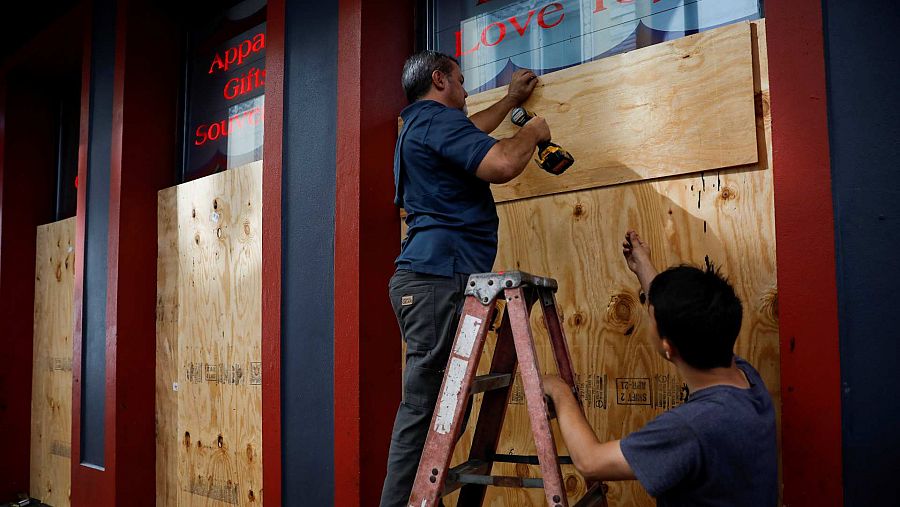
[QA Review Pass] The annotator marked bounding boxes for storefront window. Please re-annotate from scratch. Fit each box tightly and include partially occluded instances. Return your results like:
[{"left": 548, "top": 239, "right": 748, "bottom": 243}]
[
  {"left": 428, "top": 0, "right": 763, "bottom": 94},
  {"left": 183, "top": 0, "right": 266, "bottom": 182}
]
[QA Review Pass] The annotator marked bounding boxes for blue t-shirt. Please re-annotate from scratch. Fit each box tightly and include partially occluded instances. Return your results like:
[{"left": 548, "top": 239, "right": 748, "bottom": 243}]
[
  {"left": 394, "top": 100, "right": 499, "bottom": 277},
  {"left": 620, "top": 357, "right": 777, "bottom": 507}
]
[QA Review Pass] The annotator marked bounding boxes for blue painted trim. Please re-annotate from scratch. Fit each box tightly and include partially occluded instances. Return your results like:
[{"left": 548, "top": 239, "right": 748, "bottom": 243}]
[
  {"left": 280, "top": 0, "right": 337, "bottom": 503},
  {"left": 823, "top": 1, "right": 900, "bottom": 505},
  {"left": 80, "top": 0, "right": 115, "bottom": 468}
]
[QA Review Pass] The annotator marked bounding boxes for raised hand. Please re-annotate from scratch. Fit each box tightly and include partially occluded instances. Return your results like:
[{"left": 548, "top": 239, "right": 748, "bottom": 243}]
[
  {"left": 622, "top": 230, "right": 650, "bottom": 273},
  {"left": 507, "top": 69, "right": 539, "bottom": 105},
  {"left": 623, "top": 230, "right": 657, "bottom": 296}
]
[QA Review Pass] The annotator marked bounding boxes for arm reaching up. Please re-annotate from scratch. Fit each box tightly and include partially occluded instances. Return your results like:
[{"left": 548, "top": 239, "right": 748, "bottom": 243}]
[
  {"left": 470, "top": 69, "right": 539, "bottom": 133},
  {"left": 622, "top": 230, "right": 658, "bottom": 295}
]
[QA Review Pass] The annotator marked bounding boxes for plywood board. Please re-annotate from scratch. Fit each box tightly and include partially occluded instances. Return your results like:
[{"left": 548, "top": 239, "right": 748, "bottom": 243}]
[
  {"left": 156, "top": 161, "right": 263, "bottom": 506},
  {"left": 157, "top": 184, "right": 180, "bottom": 506},
  {"left": 467, "top": 22, "right": 758, "bottom": 203},
  {"left": 439, "top": 20, "right": 775, "bottom": 507},
  {"left": 30, "top": 217, "right": 76, "bottom": 506}
]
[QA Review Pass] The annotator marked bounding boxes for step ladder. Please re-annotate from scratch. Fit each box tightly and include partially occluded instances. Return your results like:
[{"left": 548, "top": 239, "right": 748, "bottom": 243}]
[{"left": 407, "top": 271, "right": 608, "bottom": 507}]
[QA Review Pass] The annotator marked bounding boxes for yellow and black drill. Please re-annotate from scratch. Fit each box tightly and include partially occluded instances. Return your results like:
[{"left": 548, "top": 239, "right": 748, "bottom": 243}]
[{"left": 510, "top": 107, "right": 574, "bottom": 175}]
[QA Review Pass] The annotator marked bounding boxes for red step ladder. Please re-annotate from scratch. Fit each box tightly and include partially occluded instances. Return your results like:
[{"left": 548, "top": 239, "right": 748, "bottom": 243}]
[{"left": 407, "top": 271, "right": 608, "bottom": 507}]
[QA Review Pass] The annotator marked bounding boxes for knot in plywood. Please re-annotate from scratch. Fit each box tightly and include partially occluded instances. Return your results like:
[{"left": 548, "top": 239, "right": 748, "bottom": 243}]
[
  {"left": 568, "top": 311, "right": 586, "bottom": 328},
  {"left": 606, "top": 293, "right": 639, "bottom": 332},
  {"left": 720, "top": 187, "right": 737, "bottom": 201},
  {"left": 565, "top": 473, "right": 583, "bottom": 497},
  {"left": 759, "top": 287, "right": 779, "bottom": 327},
  {"left": 572, "top": 203, "right": 587, "bottom": 219}
]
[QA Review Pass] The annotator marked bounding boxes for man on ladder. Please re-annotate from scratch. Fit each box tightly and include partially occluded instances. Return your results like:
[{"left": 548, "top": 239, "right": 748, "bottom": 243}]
[{"left": 380, "top": 50, "right": 551, "bottom": 507}]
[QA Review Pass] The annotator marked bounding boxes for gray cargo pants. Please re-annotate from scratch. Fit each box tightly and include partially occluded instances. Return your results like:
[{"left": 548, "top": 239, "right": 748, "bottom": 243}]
[{"left": 379, "top": 269, "right": 471, "bottom": 507}]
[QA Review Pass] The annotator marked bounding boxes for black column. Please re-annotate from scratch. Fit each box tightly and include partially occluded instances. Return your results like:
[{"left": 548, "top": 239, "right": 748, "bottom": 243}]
[
  {"left": 823, "top": 1, "right": 900, "bottom": 505},
  {"left": 281, "top": 0, "right": 338, "bottom": 504},
  {"left": 80, "top": 0, "right": 116, "bottom": 468}
]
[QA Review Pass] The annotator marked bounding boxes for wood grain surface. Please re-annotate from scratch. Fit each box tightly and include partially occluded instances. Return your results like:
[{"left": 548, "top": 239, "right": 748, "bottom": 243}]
[
  {"left": 30, "top": 217, "right": 76, "bottom": 506},
  {"left": 467, "top": 22, "right": 758, "bottom": 204},
  {"left": 156, "top": 162, "right": 263, "bottom": 506}
]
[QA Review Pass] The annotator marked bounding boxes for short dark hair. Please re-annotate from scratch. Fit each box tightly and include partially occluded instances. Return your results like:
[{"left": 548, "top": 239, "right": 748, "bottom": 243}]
[
  {"left": 401, "top": 50, "right": 459, "bottom": 103},
  {"left": 648, "top": 263, "right": 743, "bottom": 369}
]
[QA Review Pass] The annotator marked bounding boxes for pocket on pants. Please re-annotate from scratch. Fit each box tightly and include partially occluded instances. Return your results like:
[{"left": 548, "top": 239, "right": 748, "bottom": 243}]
[
  {"left": 390, "top": 286, "right": 436, "bottom": 353},
  {"left": 403, "top": 364, "right": 444, "bottom": 410}
]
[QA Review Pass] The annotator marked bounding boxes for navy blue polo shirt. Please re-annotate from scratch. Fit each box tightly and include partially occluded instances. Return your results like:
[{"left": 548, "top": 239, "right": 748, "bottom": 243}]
[
  {"left": 394, "top": 100, "right": 499, "bottom": 277},
  {"left": 620, "top": 357, "right": 778, "bottom": 506}
]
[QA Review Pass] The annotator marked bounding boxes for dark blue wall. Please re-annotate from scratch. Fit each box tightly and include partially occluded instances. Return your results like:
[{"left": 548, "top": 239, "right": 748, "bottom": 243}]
[
  {"left": 822, "top": 1, "right": 900, "bottom": 505},
  {"left": 80, "top": 0, "right": 116, "bottom": 468},
  {"left": 281, "top": 0, "right": 337, "bottom": 504}
]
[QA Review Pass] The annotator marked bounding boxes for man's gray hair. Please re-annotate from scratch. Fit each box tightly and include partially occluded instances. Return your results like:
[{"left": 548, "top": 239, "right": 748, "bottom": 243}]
[{"left": 401, "top": 50, "right": 459, "bottom": 104}]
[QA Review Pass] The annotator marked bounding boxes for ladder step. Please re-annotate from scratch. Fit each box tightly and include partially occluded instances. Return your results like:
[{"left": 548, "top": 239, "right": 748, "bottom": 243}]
[
  {"left": 443, "top": 456, "right": 577, "bottom": 495},
  {"left": 572, "top": 482, "right": 609, "bottom": 507},
  {"left": 470, "top": 373, "right": 512, "bottom": 394},
  {"left": 490, "top": 454, "right": 573, "bottom": 466},
  {"left": 442, "top": 460, "right": 491, "bottom": 495},
  {"left": 452, "top": 474, "right": 545, "bottom": 489}
]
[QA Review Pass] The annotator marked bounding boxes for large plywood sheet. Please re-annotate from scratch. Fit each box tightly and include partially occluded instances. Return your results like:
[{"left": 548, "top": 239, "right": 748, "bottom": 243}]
[
  {"left": 156, "top": 162, "right": 263, "bottom": 506},
  {"left": 440, "top": 21, "right": 775, "bottom": 506},
  {"left": 30, "top": 217, "right": 76, "bottom": 506},
  {"left": 467, "top": 22, "right": 758, "bottom": 203}
]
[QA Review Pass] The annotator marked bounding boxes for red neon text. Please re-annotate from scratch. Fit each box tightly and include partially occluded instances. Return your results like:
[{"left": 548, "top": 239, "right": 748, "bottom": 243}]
[
  {"left": 208, "top": 32, "right": 266, "bottom": 74},
  {"left": 594, "top": 0, "right": 662, "bottom": 12},
  {"left": 224, "top": 66, "right": 266, "bottom": 100},
  {"left": 456, "top": 2, "right": 565, "bottom": 57},
  {"left": 194, "top": 106, "right": 264, "bottom": 146}
]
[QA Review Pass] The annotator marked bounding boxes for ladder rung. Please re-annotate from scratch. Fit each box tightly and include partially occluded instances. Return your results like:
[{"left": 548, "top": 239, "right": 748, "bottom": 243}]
[
  {"left": 573, "top": 482, "right": 609, "bottom": 507},
  {"left": 442, "top": 460, "right": 491, "bottom": 495},
  {"left": 453, "top": 474, "right": 545, "bottom": 489},
  {"left": 470, "top": 373, "right": 513, "bottom": 394},
  {"left": 490, "top": 454, "right": 573, "bottom": 466}
]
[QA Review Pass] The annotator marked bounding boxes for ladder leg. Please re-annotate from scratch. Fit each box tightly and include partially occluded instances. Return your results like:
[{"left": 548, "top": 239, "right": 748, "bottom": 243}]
[
  {"left": 506, "top": 287, "right": 570, "bottom": 507},
  {"left": 539, "top": 289, "right": 578, "bottom": 390},
  {"left": 457, "top": 309, "right": 518, "bottom": 506},
  {"left": 408, "top": 296, "right": 496, "bottom": 507},
  {"left": 540, "top": 288, "right": 608, "bottom": 506}
]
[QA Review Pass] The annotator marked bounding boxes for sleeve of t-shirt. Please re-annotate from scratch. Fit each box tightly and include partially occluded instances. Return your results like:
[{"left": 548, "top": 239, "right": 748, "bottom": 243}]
[
  {"left": 620, "top": 410, "right": 702, "bottom": 497},
  {"left": 425, "top": 108, "right": 498, "bottom": 175}
]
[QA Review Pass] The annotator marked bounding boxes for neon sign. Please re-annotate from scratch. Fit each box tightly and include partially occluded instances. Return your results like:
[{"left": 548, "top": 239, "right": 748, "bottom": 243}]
[
  {"left": 208, "top": 33, "right": 266, "bottom": 74},
  {"left": 223, "top": 66, "right": 266, "bottom": 100},
  {"left": 194, "top": 106, "right": 264, "bottom": 146},
  {"left": 185, "top": 16, "right": 267, "bottom": 182}
]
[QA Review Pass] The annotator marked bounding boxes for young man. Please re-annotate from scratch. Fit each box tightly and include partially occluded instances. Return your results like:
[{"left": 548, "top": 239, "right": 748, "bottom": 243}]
[
  {"left": 543, "top": 230, "right": 778, "bottom": 506},
  {"left": 381, "top": 51, "right": 552, "bottom": 507}
]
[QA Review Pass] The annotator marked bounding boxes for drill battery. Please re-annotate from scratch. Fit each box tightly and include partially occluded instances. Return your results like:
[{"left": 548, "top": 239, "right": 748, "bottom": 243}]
[{"left": 510, "top": 107, "right": 574, "bottom": 175}]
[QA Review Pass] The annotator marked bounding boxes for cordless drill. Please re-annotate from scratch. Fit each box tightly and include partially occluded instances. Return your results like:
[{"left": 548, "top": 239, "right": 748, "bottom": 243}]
[{"left": 510, "top": 107, "right": 574, "bottom": 175}]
